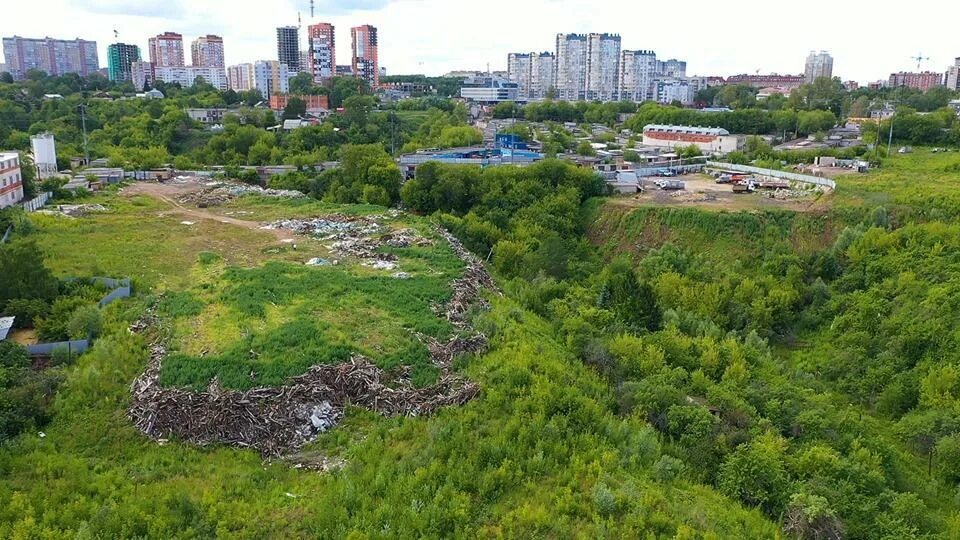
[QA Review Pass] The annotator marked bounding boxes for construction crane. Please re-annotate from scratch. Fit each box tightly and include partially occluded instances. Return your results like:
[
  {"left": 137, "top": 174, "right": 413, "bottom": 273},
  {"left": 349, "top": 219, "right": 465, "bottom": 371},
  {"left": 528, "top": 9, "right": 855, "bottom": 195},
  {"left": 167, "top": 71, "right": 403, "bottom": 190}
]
[
  {"left": 310, "top": 0, "right": 315, "bottom": 18},
  {"left": 911, "top": 52, "right": 930, "bottom": 71},
  {"left": 113, "top": 29, "right": 118, "bottom": 41}
]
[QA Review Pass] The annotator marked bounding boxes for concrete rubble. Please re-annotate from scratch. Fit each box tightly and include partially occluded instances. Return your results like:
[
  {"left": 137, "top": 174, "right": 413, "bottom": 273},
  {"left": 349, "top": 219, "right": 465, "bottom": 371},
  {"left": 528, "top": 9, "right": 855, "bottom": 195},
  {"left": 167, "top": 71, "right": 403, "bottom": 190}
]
[
  {"left": 178, "top": 182, "right": 305, "bottom": 207},
  {"left": 39, "top": 203, "right": 109, "bottom": 217}
]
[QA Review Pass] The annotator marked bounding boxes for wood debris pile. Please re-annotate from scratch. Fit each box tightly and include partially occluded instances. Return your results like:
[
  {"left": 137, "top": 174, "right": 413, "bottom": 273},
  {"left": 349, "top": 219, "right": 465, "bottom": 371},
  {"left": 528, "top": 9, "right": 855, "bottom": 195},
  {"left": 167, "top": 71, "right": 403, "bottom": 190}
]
[
  {"left": 127, "top": 219, "right": 497, "bottom": 456},
  {"left": 129, "top": 344, "right": 477, "bottom": 456}
]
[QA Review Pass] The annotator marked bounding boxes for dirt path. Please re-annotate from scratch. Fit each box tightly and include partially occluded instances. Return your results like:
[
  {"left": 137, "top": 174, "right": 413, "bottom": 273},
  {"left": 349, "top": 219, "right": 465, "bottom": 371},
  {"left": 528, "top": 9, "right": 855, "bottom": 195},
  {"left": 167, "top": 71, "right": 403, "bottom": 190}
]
[{"left": 122, "top": 182, "right": 295, "bottom": 242}]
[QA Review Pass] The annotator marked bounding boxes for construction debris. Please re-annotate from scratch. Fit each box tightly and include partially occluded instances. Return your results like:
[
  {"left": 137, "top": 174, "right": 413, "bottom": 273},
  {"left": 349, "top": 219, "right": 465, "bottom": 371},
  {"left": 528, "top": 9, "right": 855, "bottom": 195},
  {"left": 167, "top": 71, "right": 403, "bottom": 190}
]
[
  {"left": 38, "top": 203, "right": 109, "bottom": 217},
  {"left": 670, "top": 191, "right": 716, "bottom": 203},
  {"left": 305, "top": 257, "right": 331, "bottom": 266},
  {"left": 178, "top": 182, "right": 305, "bottom": 207},
  {"left": 128, "top": 219, "right": 499, "bottom": 458}
]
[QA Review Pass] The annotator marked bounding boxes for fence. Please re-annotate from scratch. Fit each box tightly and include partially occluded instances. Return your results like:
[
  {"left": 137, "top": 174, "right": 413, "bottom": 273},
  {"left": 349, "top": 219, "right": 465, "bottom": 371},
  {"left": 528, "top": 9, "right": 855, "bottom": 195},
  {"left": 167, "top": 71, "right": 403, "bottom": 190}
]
[
  {"left": 705, "top": 162, "right": 837, "bottom": 190},
  {"left": 25, "top": 277, "right": 131, "bottom": 357},
  {"left": 26, "top": 339, "right": 90, "bottom": 358},
  {"left": 1, "top": 225, "right": 10, "bottom": 244},
  {"left": 22, "top": 192, "right": 53, "bottom": 212}
]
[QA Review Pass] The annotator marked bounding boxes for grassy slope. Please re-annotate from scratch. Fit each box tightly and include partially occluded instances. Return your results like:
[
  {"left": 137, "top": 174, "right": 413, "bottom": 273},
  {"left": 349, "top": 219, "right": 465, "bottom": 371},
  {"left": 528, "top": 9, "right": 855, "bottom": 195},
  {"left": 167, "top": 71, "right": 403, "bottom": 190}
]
[{"left": 0, "top": 189, "right": 781, "bottom": 537}]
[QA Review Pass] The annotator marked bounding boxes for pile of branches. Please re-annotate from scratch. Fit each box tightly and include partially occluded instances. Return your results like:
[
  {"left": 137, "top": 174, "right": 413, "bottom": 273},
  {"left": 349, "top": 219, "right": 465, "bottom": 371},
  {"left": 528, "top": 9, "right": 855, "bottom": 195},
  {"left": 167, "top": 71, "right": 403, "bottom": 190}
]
[
  {"left": 130, "top": 342, "right": 477, "bottom": 456},
  {"left": 436, "top": 227, "right": 499, "bottom": 328},
  {"left": 127, "top": 217, "right": 498, "bottom": 456}
]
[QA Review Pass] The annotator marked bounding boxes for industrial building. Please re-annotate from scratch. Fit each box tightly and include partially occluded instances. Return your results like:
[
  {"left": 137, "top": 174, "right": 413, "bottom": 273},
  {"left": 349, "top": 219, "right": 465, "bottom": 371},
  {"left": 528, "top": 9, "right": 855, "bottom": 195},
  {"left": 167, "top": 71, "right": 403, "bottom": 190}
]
[
  {"left": 30, "top": 133, "right": 57, "bottom": 179},
  {"left": 641, "top": 125, "right": 743, "bottom": 154},
  {"left": 398, "top": 147, "right": 544, "bottom": 178},
  {"left": 0, "top": 152, "right": 24, "bottom": 209}
]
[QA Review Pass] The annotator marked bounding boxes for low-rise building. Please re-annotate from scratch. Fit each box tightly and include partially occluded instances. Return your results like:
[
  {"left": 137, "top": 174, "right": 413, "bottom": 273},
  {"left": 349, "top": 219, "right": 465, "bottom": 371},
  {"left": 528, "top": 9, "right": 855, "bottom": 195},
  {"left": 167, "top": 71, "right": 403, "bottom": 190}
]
[
  {"left": 398, "top": 146, "right": 543, "bottom": 178},
  {"left": 641, "top": 124, "right": 743, "bottom": 153},
  {"left": 268, "top": 94, "right": 330, "bottom": 112},
  {"left": 0, "top": 152, "right": 24, "bottom": 209},
  {"left": 459, "top": 76, "right": 519, "bottom": 103},
  {"left": 184, "top": 108, "right": 233, "bottom": 124}
]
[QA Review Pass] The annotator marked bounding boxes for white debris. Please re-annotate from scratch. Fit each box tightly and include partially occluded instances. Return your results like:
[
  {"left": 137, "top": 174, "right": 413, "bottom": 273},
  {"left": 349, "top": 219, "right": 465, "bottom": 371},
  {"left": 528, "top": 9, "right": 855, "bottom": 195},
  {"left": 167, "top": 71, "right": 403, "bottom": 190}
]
[
  {"left": 305, "top": 257, "right": 330, "bottom": 266},
  {"left": 392, "top": 272, "right": 411, "bottom": 279},
  {"left": 180, "top": 221, "right": 195, "bottom": 225}
]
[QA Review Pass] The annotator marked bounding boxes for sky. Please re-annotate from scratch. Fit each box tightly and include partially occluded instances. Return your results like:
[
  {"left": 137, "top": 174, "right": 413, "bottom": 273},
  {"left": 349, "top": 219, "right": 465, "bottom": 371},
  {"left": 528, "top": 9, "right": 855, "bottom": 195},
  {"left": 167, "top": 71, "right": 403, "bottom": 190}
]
[{"left": 3, "top": 0, "right": 958, "bottom": 83}]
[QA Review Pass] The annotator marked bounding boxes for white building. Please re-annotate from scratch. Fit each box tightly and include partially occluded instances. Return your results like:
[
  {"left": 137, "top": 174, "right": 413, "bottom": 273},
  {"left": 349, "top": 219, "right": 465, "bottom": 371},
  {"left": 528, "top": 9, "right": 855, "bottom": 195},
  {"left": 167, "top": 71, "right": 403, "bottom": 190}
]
[
  {"left": 555, "top": 33, "right": 588, "bottom": 101},
  {"left": 30, "top": 133, "right": 57, "bottom": 179},
  {"left": 227, "top": 63, "right": 254, "bottom": 91},
  {"left": 945, "top": 58, "right": 960, "bottom": 91},
  {"left": 659, "top": 59, "right": 687, "bottom": 78},
  {"left": 0, "top": 152, "right": 24, "bottom": 209},
  {"left": 531, "top": 52, "right": 556, "bottom": 100},
  {"left": 585, "top": 33, "right": 621, "bottom": 101},
  {"left": 642, "top": 125, "right": 743, "bottom": 153},
  {"left": 620, "top": 50, "right": 657, "bottom": 102},
  {"left": 459, "top": 76, "right": 519, "bottom": 103},
  {"left": 153, "top": 66, "right": 228, "bottom": 90},
  {"left": 507, "top": 53, "right": 533, "bottom": 99},
  {"left": 253, "top": 60, "right": 290, "bottom": 98},
  {"left": 805, "top": 51, "right": 833, "bottom": 83}
]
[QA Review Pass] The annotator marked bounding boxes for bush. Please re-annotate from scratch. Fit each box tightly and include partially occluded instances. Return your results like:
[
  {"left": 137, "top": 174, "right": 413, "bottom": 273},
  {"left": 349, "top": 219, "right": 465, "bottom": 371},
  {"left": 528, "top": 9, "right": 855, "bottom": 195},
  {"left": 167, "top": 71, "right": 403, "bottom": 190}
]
[
  {"left": 1, "top": 298, "right": 50, "bottom": 328},
  {"left": 66, "top": 305, "right": 103, "bottom": 340},
  {"left": 50, "top": 345, "right": 74, "bottom": 366},
  {"left": 652, "top": 455, "right": 686, "bottom": 482}
]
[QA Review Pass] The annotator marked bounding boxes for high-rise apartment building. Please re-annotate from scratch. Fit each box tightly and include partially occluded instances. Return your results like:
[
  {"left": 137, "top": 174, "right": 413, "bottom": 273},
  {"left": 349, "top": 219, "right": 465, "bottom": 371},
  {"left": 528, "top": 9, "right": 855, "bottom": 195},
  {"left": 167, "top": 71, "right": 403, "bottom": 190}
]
[
  {"left": 804, "top": 51, "right": 833, "bottom": 83},
  {"left": 531, "top": 52, "right": 556, "bottom": 100},
  {"left": 619, "top": 50, "right": 657, "bottom": 102},
  {"left": 227, "top": 63, "right": 254, "bottom": 91},
  {"left": 148, "top": 32, "right": 185, "bottom": 67},
  {"left": 254, "top": 60, "right": 290, "bottom": 98},
  {"left": 107, "top": 42, "right": 141, "bottom": 82},
  {"left": 659, "top": 59, "right": 686, "bottom": 78},
  {"left": 507, "top": 53, "right": 533, "bottom": 98},
  {"left": 351, "top": 25, "right": 379, "bottom": 87},
  {"left": 307, "top": 23, "right": 336, "bottom": 81},
  {"left": 945, "top": 58, "right": 960, "bottom": 91},
  {"left": 131, "top": 61, "right": 155, "bottom": 90},
  {"left": 191, "top": 35, "right": 225, "bottom": 68},
  {"left": 1, "top": 36, "right": 98, "bottom": 80},
  {"left": 585, "top": 33, "right": 620, "bottom": 101},
  {"left": 555, "top": 33, "right": 588, "bottom": 101},
  {"left": 276, "top": 26, "right": 301, "bottom": 72}
]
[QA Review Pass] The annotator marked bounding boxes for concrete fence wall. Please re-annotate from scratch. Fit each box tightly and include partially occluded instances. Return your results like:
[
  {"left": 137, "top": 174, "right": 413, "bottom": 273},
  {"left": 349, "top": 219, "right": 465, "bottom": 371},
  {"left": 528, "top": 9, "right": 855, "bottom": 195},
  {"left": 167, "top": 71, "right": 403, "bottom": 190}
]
[
  {"left": 1, "top": 225, "right": 11, "bottom": 244},
  {"left": 705, "top": 162, "right": 837, "bottom": 189},
  {"left": 22, "top": 192, "right": 53, "bottom": 212},
  {"left": 25, "top": 277, "right": 131, "bottom": 357}
]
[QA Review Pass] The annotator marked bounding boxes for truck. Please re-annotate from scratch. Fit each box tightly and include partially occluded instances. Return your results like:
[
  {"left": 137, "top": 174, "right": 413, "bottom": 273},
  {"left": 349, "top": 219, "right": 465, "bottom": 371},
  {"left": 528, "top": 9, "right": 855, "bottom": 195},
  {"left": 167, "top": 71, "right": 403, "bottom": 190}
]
[{"left": 732, "top": 181, "right": 756, "bottom": 194}]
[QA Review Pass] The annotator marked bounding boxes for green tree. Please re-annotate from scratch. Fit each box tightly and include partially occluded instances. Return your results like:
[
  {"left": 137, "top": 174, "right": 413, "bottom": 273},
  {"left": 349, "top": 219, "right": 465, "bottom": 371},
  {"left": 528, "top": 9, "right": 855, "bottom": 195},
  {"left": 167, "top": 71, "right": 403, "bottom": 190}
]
[
  {"left": 0, "top": 240, "right": 58, "bottom": 311},
  {"left": 282, "top": 97, "right": 307, "bottom": 120}
]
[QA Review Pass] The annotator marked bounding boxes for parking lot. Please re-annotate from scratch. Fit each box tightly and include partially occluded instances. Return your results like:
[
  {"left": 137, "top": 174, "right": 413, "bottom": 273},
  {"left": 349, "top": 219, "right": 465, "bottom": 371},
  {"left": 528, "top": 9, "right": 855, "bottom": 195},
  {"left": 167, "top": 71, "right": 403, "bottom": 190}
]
[{"left": 612, "top": 174, "right": 827, "bottom": 212}]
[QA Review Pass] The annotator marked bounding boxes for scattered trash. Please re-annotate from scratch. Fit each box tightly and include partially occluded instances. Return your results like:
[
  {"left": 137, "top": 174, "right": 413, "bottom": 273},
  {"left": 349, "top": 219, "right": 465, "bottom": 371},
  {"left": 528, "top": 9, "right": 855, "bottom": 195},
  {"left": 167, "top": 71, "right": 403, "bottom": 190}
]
[
  {"left": 364, "top": 260, "right": 397, "bottom": 271},
  {"left": 305, "top": 257, "right": 330, "bottom": 266},
  {"left": 38, "top": 204, "right": 108, "bottom": 218},
  {"left": 179, "top": 182, "right": 305, "bottom": 207},
  {"left": 180, "top": 221, "right": 195, "bottom": 225},
  {"left": 392, "top": 272, "right": 411, "bottom": 279},
  {"left": 37, "top": 431, "right": 45, "bottom": 438},
  {"left": 284, "top": 492, "right": 298, "bottom": 499},
  {"left": 670, "top": 192, "right": 716, "bottom": 203}
]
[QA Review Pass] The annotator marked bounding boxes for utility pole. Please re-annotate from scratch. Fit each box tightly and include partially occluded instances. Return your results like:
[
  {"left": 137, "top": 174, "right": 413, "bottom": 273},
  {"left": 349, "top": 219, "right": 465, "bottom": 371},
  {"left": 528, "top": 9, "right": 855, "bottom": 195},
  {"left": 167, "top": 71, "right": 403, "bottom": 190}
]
[
  {"left": 79, "top": 103, "right": 90, "bottom": 165},
  {"left": 887, "top": 115, "right": 894, "bottom": 159}
]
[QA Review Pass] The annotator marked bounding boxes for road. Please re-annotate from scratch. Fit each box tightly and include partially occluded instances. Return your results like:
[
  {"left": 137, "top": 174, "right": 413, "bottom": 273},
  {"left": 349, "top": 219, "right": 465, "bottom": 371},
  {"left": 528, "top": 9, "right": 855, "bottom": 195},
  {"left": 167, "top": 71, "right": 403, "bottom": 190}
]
[{"left": 121, "top": 182, "right": 296, "bottom": 242}]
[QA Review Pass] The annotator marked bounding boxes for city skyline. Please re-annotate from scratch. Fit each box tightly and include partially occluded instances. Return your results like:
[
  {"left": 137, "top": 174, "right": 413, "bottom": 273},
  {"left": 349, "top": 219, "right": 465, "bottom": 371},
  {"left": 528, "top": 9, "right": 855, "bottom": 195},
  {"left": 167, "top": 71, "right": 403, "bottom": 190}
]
[{"left": 2, "top": 0, "right": 959, "bottom": 83}]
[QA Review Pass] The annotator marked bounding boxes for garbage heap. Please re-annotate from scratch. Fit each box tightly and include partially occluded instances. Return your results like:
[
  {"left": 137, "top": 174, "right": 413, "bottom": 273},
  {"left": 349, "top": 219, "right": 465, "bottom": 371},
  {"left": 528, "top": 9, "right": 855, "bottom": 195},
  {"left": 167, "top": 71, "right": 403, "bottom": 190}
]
[{"left": 128, "top": 220, "right": 496, "bottom": 457}]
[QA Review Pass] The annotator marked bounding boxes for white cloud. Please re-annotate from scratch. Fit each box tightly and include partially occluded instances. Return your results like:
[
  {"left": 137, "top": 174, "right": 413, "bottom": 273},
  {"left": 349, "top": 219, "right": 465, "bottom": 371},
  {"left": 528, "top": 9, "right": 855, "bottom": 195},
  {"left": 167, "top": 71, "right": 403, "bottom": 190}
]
[{"left": 2, "top": 0, "right": 957, "bottom": 83}]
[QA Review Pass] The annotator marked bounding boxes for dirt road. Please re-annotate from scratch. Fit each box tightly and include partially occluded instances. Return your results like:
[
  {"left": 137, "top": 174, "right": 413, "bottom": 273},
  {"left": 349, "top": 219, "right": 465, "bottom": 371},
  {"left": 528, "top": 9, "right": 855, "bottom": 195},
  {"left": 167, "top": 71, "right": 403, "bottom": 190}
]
[{"left": 122, "top": 182, "right": 295, "bottom": 242}]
